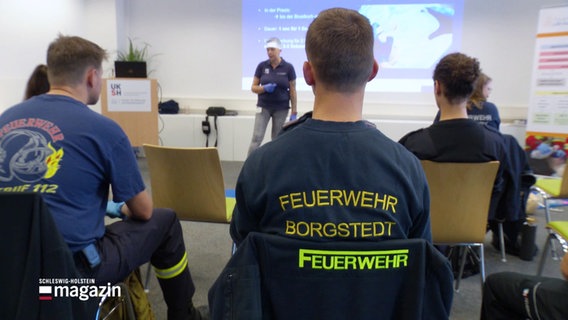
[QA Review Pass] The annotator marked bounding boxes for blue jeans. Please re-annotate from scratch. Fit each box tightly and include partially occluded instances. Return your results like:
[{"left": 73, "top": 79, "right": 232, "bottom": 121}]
[{"left": 248, "top": 107, "right": 288, "bottom": 155}]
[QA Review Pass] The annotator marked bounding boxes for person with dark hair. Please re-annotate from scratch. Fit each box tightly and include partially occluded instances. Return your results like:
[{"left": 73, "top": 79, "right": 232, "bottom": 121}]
[
  {"left": 481, "top": 253, "right": 568, "bottom": 319},
  {"left": 399, "top": 53, "right": 509, "bottom": 269},
  {"left": 427, "top": 61, "right": 532, "bottom": 256},
  {"left": 231, "top": 8, "right": 432, "bottom": 246},
  {"left": 0, "top": 35, "right": 206, "bottom": 320},
  {"left": 24, "top": 64, "right": 50, "bottom": 100},
  {"left": 247, "top": 37, "right": 297, "bottom": 155},
  {"left": 433, "top": 72, "right": 501, "bottom": 130}
]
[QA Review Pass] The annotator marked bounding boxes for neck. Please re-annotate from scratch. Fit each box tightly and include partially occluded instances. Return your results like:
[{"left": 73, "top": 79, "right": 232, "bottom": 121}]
[
  {"left": 271, "top": 57, "right": 281, "bottom": 67},
  {"left": 311, "top": 86, "right": 364, "bottom": 122},
  {"left": 438, "top": 102, "right": 468, "bottom": 121},
  {"left": 48, "top": 85, "right": 85, "bottom": 103}
]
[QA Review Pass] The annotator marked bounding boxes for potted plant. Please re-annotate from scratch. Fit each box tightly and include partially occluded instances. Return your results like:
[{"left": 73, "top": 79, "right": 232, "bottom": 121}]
[{"left": 114, "top": 38, "right": 150, "bottom": 78}]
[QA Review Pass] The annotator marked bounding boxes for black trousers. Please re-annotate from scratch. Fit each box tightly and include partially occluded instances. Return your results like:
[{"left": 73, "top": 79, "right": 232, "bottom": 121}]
[
  {"left": 76, "top": 208, "right": 196, "bottom": 319},
  {"left": 481, "top": 272, "right": 568, "bottom": 319}
]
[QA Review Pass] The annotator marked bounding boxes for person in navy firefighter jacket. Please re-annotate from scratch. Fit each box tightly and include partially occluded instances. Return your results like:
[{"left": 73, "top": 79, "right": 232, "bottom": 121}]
[{"left": 230, "top": 8, "right": 432, "bottom": 247}]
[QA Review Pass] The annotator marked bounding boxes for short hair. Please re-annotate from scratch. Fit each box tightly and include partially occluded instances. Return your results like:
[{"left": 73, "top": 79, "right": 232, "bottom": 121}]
[
  {"left": 24, "top": 64, "right": 49, "bottom": 100},
  {"left": 46, "top": 35, "right": 107, "bottom": 86},
  {"left": 305, "top": 8, "right": 375, "bottom": 92},
  {"left": 433, "top": 52, "right": 481, "bottom": 105}
]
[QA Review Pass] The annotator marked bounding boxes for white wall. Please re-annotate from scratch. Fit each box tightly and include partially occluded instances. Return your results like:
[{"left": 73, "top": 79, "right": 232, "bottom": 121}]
[
  {"left": 159, "top": 114, "right": 528, "bottom": 161},
  {"left": 0, "top": 0, "right": 119, "bottom": 112},
  {"left": 0, "top": 0, "right": 565, "bottom": 122}
]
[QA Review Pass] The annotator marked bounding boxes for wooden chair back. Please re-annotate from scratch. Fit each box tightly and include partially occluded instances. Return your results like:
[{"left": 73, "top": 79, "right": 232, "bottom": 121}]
[
  {"left": 421, "top": 160, "right": 499, "bottom": 244},
  {"left": 143, "top": 144, "right": 231, "bottom": 223}
]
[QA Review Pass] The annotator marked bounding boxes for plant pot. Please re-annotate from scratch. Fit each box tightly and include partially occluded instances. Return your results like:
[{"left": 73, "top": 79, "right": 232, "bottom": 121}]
[{"left": 114, "top": 61, "right": 147, "bottom": 78}]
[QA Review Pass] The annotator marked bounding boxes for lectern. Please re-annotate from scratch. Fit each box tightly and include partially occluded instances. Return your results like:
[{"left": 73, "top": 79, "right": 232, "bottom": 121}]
[{"left": 101, "top": 78, "right": 158, "bottom": 146}]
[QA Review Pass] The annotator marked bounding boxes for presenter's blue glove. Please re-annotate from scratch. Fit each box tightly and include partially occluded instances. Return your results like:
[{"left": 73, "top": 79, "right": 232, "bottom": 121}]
[
  {"left": 106, "top": 201, "right": 126, "bottom": 219},
  {"left": 289, "top": 113, "right": 297, "bottom": 121},
  {"left": 263, "top": 83, "right": 277, "bottom": 93}
]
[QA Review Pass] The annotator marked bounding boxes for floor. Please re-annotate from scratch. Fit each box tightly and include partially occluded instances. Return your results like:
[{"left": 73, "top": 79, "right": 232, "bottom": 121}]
[{"left": 137, "top": 159, "right": 566, "bottom": 320}]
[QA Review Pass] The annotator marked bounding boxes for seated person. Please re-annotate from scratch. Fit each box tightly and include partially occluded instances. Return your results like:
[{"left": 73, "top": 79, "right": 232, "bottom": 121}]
[
  {"left": 230, "top": 8, "right": 432, "bottom": 246},
  {"left": 432, "top": 69, "right": 533, "bottom": 252},
  {"left": 481, "top": 253, "right": 568, "bottom": 319},
  {"left": 433, "top": 72, "right": 501, "bottom": 130},
  {"left": 23, "top": 63, "right": 129, "bottom": 219},
  {"left": 0, "top": 35, "right": 206, "bottom": 320},
  {"left": 399, "top": 53, "right": 514, "bottom": 252}
]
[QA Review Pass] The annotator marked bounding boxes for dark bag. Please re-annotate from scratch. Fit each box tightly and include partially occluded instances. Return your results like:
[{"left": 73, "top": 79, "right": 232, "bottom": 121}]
[
  {"left": 206, "top": 106, "right": 226, "bottom": 116},
  {"left": 447, "top": 246, "right": 480, "bottom": 279},
  {"left": 158, "top": 100, "right": 179, "bottom": 114},
  {"left": 203, "top": 107, "right": 225, "bottom": 147}
]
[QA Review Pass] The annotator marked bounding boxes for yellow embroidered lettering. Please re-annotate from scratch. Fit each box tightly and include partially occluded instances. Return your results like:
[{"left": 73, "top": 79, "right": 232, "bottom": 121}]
[
  {"left": 360, "top": 191, "right": 373, "bottom": 208},
  {"left": 279, "top": 195, "right": 290, "bottom": 211},
  {"left": 298, "top": 249, "right": 412, "bottom": 271},
  {"left": 290, "top": 192, "right": 303, "bottom": 209},
  {"left": 303, "top": 190, "right": 316, "bottom": 207},
  {"left": 316, "top": 190, "right": 330, "bottom": 206},
  {"left": 329, "top": 189, "right": 343, "bottom": 206}
]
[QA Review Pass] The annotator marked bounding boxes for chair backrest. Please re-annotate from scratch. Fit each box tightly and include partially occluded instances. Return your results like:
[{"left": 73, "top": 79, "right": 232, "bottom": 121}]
[
  {"left": 559, "top": 162, "right": 568, "bottom": 198},
  {"left": 421, "top": 160, "right": 499, "bottom": 244},
  {"left": 533, "top": 160, "right": 568, "bottom": 204},
  {"left": 0, "top": 192, "right": 93, "bottom": 319},
  {"left": 209, "top": 233, "right": 454, "bottom": 320},
  {"left": 143, "top": 144, "right": 230, "bottom": 223}
]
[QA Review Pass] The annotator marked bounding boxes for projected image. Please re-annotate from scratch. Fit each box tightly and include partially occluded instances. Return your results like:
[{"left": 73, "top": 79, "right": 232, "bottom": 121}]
[
  {"left": 362, "top": 4, "right": 454, "bottom": 69},
  {"left": 242, "top": 0, "right": 463, "bottom": 93}
]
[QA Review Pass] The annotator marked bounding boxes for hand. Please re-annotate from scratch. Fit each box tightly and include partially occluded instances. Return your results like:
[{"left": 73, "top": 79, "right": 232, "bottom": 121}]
[
  {"left": 263, "top": 83, "right": 277, "bottom": 93},
  {"left": 106, "top": 201, "right": 126, "bottom": 219},
  {"left": 289, "top": 113, "right": 297, "bottom": 121}
]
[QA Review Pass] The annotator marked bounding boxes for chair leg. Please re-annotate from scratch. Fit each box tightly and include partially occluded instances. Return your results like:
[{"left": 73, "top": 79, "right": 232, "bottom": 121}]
[
  {"left": 537, "top": 233, "right": 552, "bottom": 276},
  {"left": 144, "top": 263, "right": 152, "bottom": 293},
  {"left": 479, "top": 244, "right": 486, "bottom": 285},
  {"left": 543, "top": 198, "right": 559, "bottom": 260},
  {"left": 549, "top": 230, "right": 560, "bottom": 261},
  {"left": 96, "top": 282, "right": 136, "bottom": 320},
  {"left": 498, "top": 222, "right": 506, "bottom": 262},
  {"left": 453, "top": 245, "right": 485, "bottom": 292},
  {"left": 455, "top": 246, "right": 468, "bottom": 292},
  {"left": 463, "top": 244, "right": 485, "bottom": 289}
]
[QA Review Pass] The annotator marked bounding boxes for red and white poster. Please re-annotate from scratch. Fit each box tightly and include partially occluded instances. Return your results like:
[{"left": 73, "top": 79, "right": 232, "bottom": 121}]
[{"left": 525, "top": 5, "right": 568, "bottom": 176}]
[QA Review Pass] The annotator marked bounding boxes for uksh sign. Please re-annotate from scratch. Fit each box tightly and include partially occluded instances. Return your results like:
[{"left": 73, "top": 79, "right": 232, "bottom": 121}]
[{"left": 106, "top": 79, "right": 152, "bottom": 112}]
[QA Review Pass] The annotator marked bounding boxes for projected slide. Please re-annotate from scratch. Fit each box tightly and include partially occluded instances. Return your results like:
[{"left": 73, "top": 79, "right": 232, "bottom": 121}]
[{"left": 242, "top": 0, "right": 463, "bottom": 93}]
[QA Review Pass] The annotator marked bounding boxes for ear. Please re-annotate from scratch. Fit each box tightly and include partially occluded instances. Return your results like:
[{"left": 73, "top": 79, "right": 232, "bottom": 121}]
[
  {"left": 368, "top": 60, "right": 379, "bottom": 82},
  {"left": 86, "top": 68, "right": 97, "bottom": 88},
  {"left": 434, "top": 80, "right": 442, "bottom": 95},
  {"left": 303, "top": 61, "right": 314, "bottom": 86}
]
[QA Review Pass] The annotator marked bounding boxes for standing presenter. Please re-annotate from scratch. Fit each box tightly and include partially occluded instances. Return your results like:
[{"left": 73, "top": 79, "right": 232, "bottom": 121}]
[{"left": 248, "top": 37, "right": 297, "bottom": 155}]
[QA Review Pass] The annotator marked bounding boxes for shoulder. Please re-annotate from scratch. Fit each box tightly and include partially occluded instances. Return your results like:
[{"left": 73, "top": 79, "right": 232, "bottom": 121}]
[
  {"left": 483, "top": 101, "right": 500, "bottom": 113},
  {"left": 75, "top": 107, "right": 129, "bottom": 140},
  {"left": 280, "top": 58, "right": 296, "bottom": 73},
  {"left": 254, "top": 61, "right": 269, "bottom": 72},
  {"left": 280, "top": 58, "right": 294, "bottom": 67},
  {"left": 399, "top": 128, "right": 428, "bottom": 146},
  {"left": 281, "top": 111, "right": 312, "bottom": 133},
  {"left": 481, "top": 125, "right": 507, "bottom": 152},
  {"left": 482, "top": 124, "right": 502, "bottom": 139}
]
